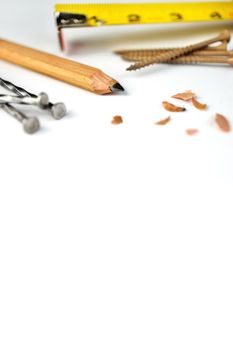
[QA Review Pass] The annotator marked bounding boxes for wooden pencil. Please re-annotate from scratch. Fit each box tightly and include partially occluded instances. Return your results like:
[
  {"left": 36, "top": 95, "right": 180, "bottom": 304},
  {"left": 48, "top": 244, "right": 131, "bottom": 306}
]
[{"left": 0, "top": 39, "right": 124, "bottom": 95}]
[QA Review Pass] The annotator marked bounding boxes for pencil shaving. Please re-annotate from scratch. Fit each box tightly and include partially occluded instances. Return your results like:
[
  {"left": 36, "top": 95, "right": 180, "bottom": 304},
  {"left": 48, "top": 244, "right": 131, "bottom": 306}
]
[
  {"left": 112, "top": 115, "right": 123, "bottom": 124},
  {"left": 162, "top": 101, "right": 186, "bottom": 112},
  {"left": 172, "top": 90, "right": 196, "bottom": 101},
  {"left": 215, "top": 113, "right": 231, "bottom": 132},
  {"left": 192, "top": 97, "right": 207, "bottom": 110},
  {"left": 186, "top": 129, "right": 199, "bottom": 135},
  {"left": 155, "top": 116, "right": 171, "bottom": 125}
]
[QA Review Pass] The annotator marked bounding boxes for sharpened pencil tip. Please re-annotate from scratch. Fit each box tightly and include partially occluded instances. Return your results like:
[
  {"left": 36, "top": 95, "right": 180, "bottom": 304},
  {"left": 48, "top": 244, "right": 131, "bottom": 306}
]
[
  {"left": 110, "top": 82, "right": 125, "bottom": 92},
  {"left": 126, "top": 65, "right": 135, "bottom": 71}
]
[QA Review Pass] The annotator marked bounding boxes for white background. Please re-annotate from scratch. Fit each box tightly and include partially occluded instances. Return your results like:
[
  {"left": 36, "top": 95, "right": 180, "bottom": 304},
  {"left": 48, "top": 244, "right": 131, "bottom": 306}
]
[{"left": 0, "top": 1, "right": 233, "bottom": 349}]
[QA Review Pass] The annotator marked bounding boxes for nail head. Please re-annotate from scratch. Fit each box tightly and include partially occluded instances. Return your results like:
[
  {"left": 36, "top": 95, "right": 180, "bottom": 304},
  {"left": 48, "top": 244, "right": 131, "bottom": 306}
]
[
  {"left": 23, "top": 117, "right": 40, "bottom": 134},
  {"left": 51, "top": 102, "right": 67, "bottom": 119}
]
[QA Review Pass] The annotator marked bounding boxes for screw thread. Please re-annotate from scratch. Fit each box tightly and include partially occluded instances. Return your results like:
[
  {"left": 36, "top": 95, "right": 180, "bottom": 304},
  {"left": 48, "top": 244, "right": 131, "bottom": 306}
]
[{"left": 127, "top": 31, "right": 230, "bottom": 71}]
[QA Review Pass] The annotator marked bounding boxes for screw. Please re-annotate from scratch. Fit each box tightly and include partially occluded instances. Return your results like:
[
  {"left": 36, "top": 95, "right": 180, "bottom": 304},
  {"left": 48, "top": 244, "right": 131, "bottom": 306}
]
[
  {"left": 0, "top": 103, "right": 40, "bottom": 134},
  {"left": 127, "top": 30, "right": 231, "bottom": 70},
  {"left": 120, "top": 49, "right": 233, "bottom": 62},
  {"left": 0, "top": 78, "right": 66, "bottom": 119},
  {"left": 114, "top": 41, "right": 228, "bottom": 56},
  {"left": 155, "top": 56, "right": 233, "bottom": 66}
]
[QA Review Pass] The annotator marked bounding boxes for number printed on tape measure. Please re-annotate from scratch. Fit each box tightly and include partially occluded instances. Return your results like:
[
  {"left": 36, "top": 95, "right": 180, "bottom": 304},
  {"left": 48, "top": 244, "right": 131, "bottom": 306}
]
[{"left": 55, "top": 2, "right": 233, "bottom": 25}]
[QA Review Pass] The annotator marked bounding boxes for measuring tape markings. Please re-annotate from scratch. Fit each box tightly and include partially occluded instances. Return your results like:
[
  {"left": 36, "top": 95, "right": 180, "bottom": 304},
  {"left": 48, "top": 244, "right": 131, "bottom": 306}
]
[
  {"left": 55, "top": 2, "right": 233, "bottom": 25},
  {"left": 54, "top": 2, "right": 233, "bottom": 49}
]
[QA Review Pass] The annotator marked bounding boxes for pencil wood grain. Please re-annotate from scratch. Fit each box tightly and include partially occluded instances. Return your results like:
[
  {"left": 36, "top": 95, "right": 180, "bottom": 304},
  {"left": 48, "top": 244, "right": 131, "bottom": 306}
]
[{"left": 0, "top": 39, "right": 123, "bottom": 94}]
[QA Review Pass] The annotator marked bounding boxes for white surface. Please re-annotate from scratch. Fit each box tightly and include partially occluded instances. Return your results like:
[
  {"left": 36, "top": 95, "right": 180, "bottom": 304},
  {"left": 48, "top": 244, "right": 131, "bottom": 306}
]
[{"left": 0, "top": 1, "right": 233, "bottom": 349}]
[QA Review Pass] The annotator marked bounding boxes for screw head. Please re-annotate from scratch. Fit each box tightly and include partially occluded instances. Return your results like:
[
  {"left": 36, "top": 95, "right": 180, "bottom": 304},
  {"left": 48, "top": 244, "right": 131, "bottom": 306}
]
[
  {"left": 219, "top": 29, "right": 231, "bottom": 43},
  {"left": 23, "top": 117, "right": 40, "bottom": 134},
  {"left": 51, "top": 102, "right": 67, "bottom": 119}
]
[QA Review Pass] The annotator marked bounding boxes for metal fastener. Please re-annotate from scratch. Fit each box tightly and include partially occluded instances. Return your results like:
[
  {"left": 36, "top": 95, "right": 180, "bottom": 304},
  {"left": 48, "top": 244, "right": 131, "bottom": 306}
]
[
  {"left": 127, "top": 30, "right": 231, "bottom": 70},
  {"left": 0, "top": 103, "right": 40, "bottom": 134},
  {"left": 0, "top": 94, "right": 49, "bottom": 108},
  {"left": 0, "top": 78, "right": 67, "bottom": 119}
]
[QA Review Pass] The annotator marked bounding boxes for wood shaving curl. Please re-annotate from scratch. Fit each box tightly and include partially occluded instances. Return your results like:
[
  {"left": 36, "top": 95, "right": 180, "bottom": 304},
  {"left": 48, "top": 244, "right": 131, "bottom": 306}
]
[
  {"left": 111, "top": 116, "right": 123, "bottom": 124},
  {"left": 162, "top": 101, "right": 186, "bottom": 112},
  {"left": 186, "top": 129, "right": 199, "bottom": 136},
  {"left": 172, "top": 90, "right": 196, "bottom": 101},
  {"left": 215, "top": 113, "right": 231, "bottom": 132},
  {"left": 192, "top": 97, "right": 207, "bottom": 110},
  {"left": 155, "top": 116, "right": 171, "bottom": 125}
]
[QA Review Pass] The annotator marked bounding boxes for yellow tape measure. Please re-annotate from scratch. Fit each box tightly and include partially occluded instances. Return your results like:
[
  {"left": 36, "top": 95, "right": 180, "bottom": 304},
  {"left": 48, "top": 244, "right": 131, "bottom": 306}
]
[{"left": 55, "top": 2, "right": 233, "bottom": 49}]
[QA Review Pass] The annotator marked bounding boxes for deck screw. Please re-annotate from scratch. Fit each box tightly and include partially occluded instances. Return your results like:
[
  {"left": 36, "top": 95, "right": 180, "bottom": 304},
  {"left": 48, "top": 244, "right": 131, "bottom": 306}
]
[
  {"left": 114, "top": 41, "right": 228, "bottom": 56},
  {"left": 120, "top": 49, "right": 233, "bottom": 62},
  {"left": 127, "top": 30, "right": 231, "bottom": 70},
  {"left": 159, "top": 56, "right": 233, "bottom": 66}
]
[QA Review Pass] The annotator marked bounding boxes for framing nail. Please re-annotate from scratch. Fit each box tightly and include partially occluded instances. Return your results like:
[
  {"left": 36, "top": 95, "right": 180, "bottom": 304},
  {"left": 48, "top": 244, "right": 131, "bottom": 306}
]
[
  {"left": 0, "top": 77, "right": 67, "bottom": 119},
  {"left": 0, "top": 93, "right": 49, "bottom": 108},
  {"left": 0, "top": 103, "right": 40, "bottom": 134}
]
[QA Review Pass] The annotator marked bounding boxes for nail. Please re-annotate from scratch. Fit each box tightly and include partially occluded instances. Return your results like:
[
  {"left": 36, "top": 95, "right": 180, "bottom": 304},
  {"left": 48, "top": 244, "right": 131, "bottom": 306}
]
[
  {"left": 127, "top": 30, "right": 231, "bottom": 70},
  {"left": 46, "top": 102, "right": 67, "bottom": 120},
  {"left": 1, "top": 103, "right": 40, "bottom": 134},
  {"left": 0, "top": 78, "right": 67, "bottom": 119},
  {"left": 0, "top": 93, "right": 49, "bottom": 108}
]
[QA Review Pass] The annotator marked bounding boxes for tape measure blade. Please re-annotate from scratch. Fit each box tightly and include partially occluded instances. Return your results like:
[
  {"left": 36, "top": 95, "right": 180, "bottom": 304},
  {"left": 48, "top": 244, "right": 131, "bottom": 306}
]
[{"left": 55, "top": 2, "right": 233, "bottom": 25}]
